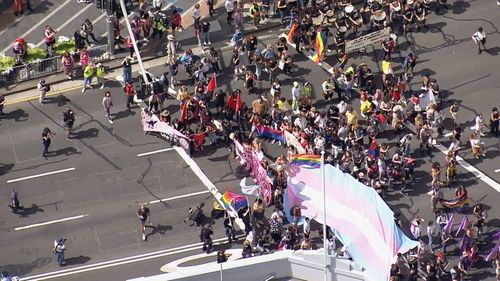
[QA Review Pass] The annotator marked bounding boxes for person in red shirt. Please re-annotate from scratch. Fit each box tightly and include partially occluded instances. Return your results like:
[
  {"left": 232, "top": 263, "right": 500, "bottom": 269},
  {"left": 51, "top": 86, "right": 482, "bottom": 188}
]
[
  {"left": 124, "top": 81, "right": 135, "bottom": 110},
  {"left": 391, "top": 86, "right": 401, "bottom": 102}
]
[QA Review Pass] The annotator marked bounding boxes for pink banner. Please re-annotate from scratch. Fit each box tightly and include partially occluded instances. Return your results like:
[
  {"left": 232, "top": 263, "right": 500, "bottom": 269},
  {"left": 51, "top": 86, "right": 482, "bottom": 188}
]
[
  {"left": 234, "top": 141, "right": 272, "bottom": 205},
  {"left": 142, "top": 115, "right": 190, "bottom": 151}
]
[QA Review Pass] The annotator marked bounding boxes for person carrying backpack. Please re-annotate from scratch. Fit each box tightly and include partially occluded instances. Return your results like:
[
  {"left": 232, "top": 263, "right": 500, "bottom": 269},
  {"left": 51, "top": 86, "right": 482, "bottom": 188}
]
[{"left": 52, "top": 238, "right": 67, "bottom": 266}]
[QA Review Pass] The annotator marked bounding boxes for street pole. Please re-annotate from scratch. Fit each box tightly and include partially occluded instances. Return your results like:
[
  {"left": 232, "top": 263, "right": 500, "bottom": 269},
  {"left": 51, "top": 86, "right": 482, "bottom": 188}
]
[
  {"left": 321, "top": 151, "right": 328, "bottom": 281},
  {"left": 118, "top": 0, "right": 149, "bottom": 85},
  {"left": 106, "top": 6, "right": 115, "bottom": 55}
]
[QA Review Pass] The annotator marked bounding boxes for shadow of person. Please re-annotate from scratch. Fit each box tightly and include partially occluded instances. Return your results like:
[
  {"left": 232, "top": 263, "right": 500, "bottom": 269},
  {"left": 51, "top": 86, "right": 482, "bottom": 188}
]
[
  {"left": 63, "top": 255, "right": 91, "bottom": 266},
  {"left": 50, "top": 147, "right": 82, "bottom": 157},
  {"left": 112, "top": 109, "right": 136, "bottom": 121},
  {"left": 18, "top": 203, "right": 45, "bottom": 218},
  {"left": 145, "top": 224, "right": 173, "bottom": 239},
  {"left": 3, "top": 108, "right": 29, "bottom": 122},
  {"left": 71, "top": 128, "right": 99, "bottom": 140}
]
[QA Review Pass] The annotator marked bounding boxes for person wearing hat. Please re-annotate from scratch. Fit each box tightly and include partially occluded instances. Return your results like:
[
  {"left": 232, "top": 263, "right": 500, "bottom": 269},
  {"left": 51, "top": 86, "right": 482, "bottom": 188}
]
[
  {"left": 150, "top": 12, "right": 166, "bottom": 40},
  {"left": 52, "top": 238, "right": 67, "bottom": 266}
]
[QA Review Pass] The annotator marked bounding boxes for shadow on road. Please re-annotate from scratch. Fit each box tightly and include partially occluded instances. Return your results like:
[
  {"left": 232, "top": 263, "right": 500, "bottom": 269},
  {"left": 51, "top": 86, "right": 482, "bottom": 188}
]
[{"left": 63, "top": 255, "right": 91, "bottom": 266}]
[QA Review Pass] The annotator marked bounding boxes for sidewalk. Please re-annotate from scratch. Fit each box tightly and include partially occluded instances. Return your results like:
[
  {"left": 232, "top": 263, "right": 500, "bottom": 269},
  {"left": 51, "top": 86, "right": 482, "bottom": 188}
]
[{"left": 1, "top": 1, "right": 284, "bottom": 103}]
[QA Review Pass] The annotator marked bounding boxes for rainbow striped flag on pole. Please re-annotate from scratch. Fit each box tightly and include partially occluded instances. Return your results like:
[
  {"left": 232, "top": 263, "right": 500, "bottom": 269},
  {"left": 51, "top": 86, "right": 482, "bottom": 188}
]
[
  {"left": 311, "top": 31, "right": 324, "bottom": 64},
  {"left": 221, "top": 190, "right": 248, "bottom": 210},
  {"left": 290, "top": 154, "right": 321, "bottom": 168}
]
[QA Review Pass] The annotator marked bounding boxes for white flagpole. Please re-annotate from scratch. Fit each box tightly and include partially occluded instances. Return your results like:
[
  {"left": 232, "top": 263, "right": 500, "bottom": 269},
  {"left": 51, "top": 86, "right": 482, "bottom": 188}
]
[{"left": 321, "top": 151, "right": 328, "bottom": 281}]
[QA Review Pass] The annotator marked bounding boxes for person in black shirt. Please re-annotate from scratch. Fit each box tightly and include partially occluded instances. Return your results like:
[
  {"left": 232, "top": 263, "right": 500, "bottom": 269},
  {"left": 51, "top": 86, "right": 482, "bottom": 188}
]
[
  {"left": 334, "top": 30, "right": 346, "bottom": 54},
  {"left": 201, "top": 224, "right": 214, "bottom": 253},
  {"left": 41, "top": 127, "right": 55, "bottom": 159},
  {"left": 414, "top": 2, "right": 427, "bottom": 31},
  {"left": 137, "top": 204, "right": 151, "bottom": 241},
  {"left": 245, "top": 34, "right": 258, "bottom": 65},
  {"left": 200, "top": 20, "right": 211, "bottom": 46},
  {"left": 62, "top": 108, "right": 75, "bottom": 139},
  {"left": 402, "top": 4, "right": 414, "bottom": 35},
  {"left": 217, "top": 249, "right": 231, "bottom": 263},
  {"left": 346, "top": 5, "right": 363, "bottom": 36},
  {"left": 335, "top": 14, "right": 349, "bottom": 35}
]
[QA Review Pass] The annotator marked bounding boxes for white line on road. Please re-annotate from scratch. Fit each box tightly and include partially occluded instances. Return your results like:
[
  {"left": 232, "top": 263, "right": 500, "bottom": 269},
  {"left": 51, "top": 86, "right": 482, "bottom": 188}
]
[
  {"left": 6, "top": 167, "right": 76, "bottom": 183},
  {"left": 146, "top": 190, "right": 210, "bottom": 204},
  {"left": 495, "top": 169, "right": 500, "bottom": 173},
  {"left": 14, "top": 214, "right": 89, "bottom": 231},
  {"left": 0, "top": 0, "right": 76, "bottom": 54},
  {"left": 35, "top": 4, "right": 99, "bottom": 48},
  {"left": 19, "top": 235, "right": 241, "bottom": 281},
  {"left": 137, "top": 148, "right": 175, "bottom": 157}
]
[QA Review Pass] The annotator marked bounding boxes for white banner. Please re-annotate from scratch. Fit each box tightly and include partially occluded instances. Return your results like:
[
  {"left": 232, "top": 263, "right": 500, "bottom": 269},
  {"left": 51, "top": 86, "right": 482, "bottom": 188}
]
[
  {"left": 284, "top": 131, "right": 306, "bottom": 154},
  {"left": 345, "top": 28, "right": 391, "bottom": 53}
]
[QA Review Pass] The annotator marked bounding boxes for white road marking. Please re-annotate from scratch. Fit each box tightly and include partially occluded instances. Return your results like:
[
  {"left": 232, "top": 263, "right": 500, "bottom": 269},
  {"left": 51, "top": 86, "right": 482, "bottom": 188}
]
[
  {"left": 14, "top": 214, "right": 89, "bottom": 231},
  {"left": 35, "top": 4, "right": 99, "bottom": 48},
  {"left": 495, "top": 169, "right": 500, "bottom": 173},
  {"left": 146, "top": 190, "right": 210, "bottom": 204},
  {"left": 137, "top": 148, "right": 175, "bottom": 157},
  {"left": 6, "top": 167, "right": 76, "bottom": 183},
  {"left": 173, "top": 147, "right": 245, "bottom": 230},
  {"left": 19, "top": 235, "right": 242, "bottom": 281},
  {"left": 0, "top": 0, "right": 76, "bottom": 54}
]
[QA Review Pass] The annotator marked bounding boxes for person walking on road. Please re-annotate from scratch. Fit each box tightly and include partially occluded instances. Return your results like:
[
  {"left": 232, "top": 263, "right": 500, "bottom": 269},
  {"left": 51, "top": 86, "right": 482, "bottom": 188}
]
[
  {"left": 137, "top": 204, "right": 151, "bottom": 241},
  {"left": 37, "top": 79, "right": 49, "bottom": 104},
  {"left": 205, "top": 0, "right": 216, "bottom": 16},
  {"left": 83, "top": 19, "right": 99, "bottom": 43},
  {"left": 9, "top": 189, "right": 22, "bottom": 214},
  {"left": 52, "top": 238, "right": 67, "bottom": 266},
  {"left": 121, "top": 56, "right": 132, "bottom": 84},
  {"left": 201, "top": 224, "right": 214, "bottom": 253},
  {"left": 82, "top": 63, "right": 95, "bottom": 93},
  {"left": 41, "top": 127, "right": 55, "bottom": 159},
  {"left": 472, "top": 27, "right": 488, "bottom": 54},
  {"left": 13, "top": 0, "right": 23, "bottom": 17},
  {"left": 62, "top": 108, "right": 75, "bottom": 139},
  {"left": 102, "top": 91, "right": 114, "bottom": 124},
  {"left": 124, "top": 80, "right": 136, "bottom": 111},
  {"left": 490, "top": 107, "right": 499, "bottom": 136}
]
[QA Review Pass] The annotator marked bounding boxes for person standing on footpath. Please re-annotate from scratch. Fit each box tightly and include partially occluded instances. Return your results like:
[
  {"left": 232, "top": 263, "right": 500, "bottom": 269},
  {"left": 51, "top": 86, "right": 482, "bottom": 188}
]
[
  {"left": 121, "top": 56, "right": 132, "bottom": 84},
  {"left": 192, "top": 4, "right": 201, "bottom": 27},
  {"left": 124, "top": 80, "right": 136, "bottom": 111},
  {"left": 9, "top": 189, "right": 22, "bottom": 214},
  {"left": 52, "top": 238, "right": 67, "bottom": 266},
  {"left": 62, "top": 52, "right": 75, "bottom": 80},
  {"left": 41, "top": 127, "right": 55, "bottom": 160},
  {"left": 13, "top": 0, "right": 23, "bottom": 17},
  {"left": 83, "top": 19, "right": 99, "bottom": 43},
  {"left": 102, "top": 92, "right": 114, "bottom": 124},
  {"left": 62, "top": 108, "right": 75, "bottom": 140},
  {"left": 37, "top": 79, "right": 49, "bottom": 104},
  {"left": 200, "top": 19, "right": 211, "bottom": 46},
  {"left": 205, "top": 0, "right": 216, "bottom": 16},
  {"left": 137, "top": 204, "right": 151, "bottom": 241}
]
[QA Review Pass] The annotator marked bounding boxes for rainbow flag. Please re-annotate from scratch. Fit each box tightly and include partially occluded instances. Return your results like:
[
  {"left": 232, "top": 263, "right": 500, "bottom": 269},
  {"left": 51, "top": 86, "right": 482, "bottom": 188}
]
[
  {"left": 221, "top": 191, "right": 248, "bottom": 210},
  {"left": 441, "top": 193, "right": 469, "bottom": 212},
  {"left": 311, "top": 31, "right": 324, "bottom": 64},
  {"left": 287, "top": 23, "right": 299, "bottom": 43},
  {"left": 290, "top": 154, "right": 321, "bottom": 168}
]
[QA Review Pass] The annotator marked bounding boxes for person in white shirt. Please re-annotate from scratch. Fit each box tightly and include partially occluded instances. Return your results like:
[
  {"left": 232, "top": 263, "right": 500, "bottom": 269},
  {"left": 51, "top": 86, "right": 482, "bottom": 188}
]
[
  {"left": 472, "top": 27, "right": 488, "bottom": 54},
  {"left": 303, "top": 217, "right": 310, "bottom": 237},
  {"left": 192, "top": 4, "right": 201, "bottom": 26},
  {"left": 225, "top": 0, "right": 235, "bottom": 24},
  {"left": 291, "top": 82, "right": 301, "bottom": 113},
  {"left": 37, "top": 80, "right": 49, "bottom": 104},
  {"left": 472, "top": 113, "right": 486, "bottom": 136}
]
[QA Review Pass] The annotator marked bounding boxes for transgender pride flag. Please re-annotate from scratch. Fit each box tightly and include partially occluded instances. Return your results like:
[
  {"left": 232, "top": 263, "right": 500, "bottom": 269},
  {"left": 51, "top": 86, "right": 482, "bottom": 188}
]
[{"left": 287, "top": 164, "right": 418, "bottom": 281}]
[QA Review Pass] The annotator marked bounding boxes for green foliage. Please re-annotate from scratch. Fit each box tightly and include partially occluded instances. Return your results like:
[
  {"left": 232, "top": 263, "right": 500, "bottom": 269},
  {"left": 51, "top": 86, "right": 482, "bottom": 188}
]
[
  {"left": 0, "top": 56, "right": 15, "bottom": 72},
  {"left": 54, "top": 40, "right": 76, "bottom": 55},
  {"left": 26, "top": 47, "right": 47, "bottom": 61}
]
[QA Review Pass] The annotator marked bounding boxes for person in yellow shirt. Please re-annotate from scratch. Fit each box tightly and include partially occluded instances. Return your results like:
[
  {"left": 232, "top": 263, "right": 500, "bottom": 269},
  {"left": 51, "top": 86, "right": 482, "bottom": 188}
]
[
  {"left": 346, "top": 106, "right": 358, "bottom": 130},
  {"left": 82, "top": 63, "right": 95, "bottom": 93},
  {"left": 360, "top": 98, "right": 372, "bottom": 119},
  {"left": 176, "top": 85, "right": 189, "bottom": 108}
]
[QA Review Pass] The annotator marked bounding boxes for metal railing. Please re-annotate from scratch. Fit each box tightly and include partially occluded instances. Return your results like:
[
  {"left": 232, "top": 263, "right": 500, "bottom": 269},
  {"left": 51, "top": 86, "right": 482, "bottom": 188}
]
[{"left": 0, "top": 45, "right": 112, "bottom": 83}]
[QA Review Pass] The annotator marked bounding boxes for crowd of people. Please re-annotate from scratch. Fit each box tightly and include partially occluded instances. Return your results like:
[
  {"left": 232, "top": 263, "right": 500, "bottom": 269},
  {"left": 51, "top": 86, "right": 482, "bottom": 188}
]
[{"left": 3, "top": 0, "right": 499, "bottom": 280}]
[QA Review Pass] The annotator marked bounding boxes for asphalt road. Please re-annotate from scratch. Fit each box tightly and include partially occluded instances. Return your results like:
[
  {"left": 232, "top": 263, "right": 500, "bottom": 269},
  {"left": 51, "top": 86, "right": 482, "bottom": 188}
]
[{"left": 0, "top": 0, "right": 499, "bottom": 280}]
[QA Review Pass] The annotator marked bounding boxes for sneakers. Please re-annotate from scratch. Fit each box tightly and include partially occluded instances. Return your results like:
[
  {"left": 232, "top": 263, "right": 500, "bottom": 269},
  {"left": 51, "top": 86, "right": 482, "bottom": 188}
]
[
  {"left": 67, "top": 75, "right": 72, "bottom": 80},
  {"left": 142, "top": 234, "right": 146, "bottom": 241},
  {"left": 81, "top": 88, "right": 86, "bottom": 93},
  {"left": 100, "top": 84, "right": 105, "bottom": 89},
  {"left": 108, "top": 119, "right": 114, "bottom": 124}
]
